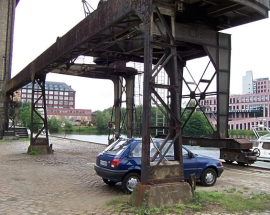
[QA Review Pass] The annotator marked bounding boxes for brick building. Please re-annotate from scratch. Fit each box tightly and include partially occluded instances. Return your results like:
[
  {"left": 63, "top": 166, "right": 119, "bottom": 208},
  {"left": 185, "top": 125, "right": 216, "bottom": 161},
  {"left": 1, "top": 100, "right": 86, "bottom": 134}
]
[
  {"left": 201, "top": 73, "right": 270, "bottom": 130},
  {"left": 21, "top": 81, "right": 95, "bottom": 123}
]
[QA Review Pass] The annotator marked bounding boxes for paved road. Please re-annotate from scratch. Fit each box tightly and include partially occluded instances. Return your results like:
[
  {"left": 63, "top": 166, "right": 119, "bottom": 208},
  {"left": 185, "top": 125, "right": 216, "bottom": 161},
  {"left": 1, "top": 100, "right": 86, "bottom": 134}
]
[{"left": 0, "top": 137, "right": 269, "bottom": 215}]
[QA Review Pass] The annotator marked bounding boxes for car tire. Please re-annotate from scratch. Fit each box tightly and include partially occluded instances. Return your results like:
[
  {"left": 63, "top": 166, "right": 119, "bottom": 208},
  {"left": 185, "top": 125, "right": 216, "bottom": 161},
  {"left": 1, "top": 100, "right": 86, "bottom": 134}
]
[
  {"left": 102, "top": 178, "right": 117, "bottom": 186},
  {"left": 253, "top": 148, "right": 260, "bottom": 157},
  {"left": 122, "top": 172, "right": 140, "bottom": 194},
  {"left": 200, "top": 168, "right": 217, "bottom": 186}
]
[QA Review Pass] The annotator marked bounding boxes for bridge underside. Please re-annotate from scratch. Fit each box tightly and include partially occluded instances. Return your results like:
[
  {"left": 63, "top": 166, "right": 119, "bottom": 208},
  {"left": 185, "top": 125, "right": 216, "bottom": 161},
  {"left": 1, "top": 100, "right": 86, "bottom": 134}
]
[{"left": 5, "top": 0, "right": 269, "bottom": 184}]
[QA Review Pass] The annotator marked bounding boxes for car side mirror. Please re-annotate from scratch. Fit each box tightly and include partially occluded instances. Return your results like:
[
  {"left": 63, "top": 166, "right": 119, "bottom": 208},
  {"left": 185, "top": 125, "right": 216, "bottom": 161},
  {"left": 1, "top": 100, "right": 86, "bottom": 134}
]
[{"left": 188, "top": 152, "right": 194, "bottom": 158}]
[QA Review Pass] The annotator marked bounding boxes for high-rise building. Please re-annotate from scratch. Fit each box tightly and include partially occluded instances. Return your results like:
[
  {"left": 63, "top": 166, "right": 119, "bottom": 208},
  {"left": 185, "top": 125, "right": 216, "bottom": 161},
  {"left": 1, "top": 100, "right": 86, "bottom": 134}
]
[{"left": 242, "top": 70, "right": 254, "bottom": 94}]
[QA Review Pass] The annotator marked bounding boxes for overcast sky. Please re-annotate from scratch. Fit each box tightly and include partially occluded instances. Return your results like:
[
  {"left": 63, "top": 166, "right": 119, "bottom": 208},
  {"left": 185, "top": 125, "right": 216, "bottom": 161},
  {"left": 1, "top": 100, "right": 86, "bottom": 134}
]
[{"left": 12, "top": 0, "right": 270, "bottom": 111}]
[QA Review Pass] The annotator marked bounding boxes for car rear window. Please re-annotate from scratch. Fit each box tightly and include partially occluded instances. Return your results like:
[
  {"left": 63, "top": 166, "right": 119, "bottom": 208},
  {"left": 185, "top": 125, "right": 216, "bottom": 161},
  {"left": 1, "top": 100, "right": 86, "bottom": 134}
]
[{"left": 104, "top": 139, "right": 130, "bottom": 155}]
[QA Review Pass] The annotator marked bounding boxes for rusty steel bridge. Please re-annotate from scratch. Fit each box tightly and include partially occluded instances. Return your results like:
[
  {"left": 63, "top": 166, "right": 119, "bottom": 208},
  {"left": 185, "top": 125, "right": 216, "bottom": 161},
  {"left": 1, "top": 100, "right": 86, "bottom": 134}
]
[{"left": 2, "top": 0, "right": 270, "bottom": 190}]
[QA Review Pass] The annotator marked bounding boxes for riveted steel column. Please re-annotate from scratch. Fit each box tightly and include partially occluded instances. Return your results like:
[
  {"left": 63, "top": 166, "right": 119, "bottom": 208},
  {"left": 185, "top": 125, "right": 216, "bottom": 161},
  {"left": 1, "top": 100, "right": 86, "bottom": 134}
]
[
  {"left": 112, "top": 77, "right": 122, "bottom": 137},
  {"left": 141, "top": 3, "right": 153, "bottom": 185},
  {"left": 163, "top": 14, "right": 184, "bottom": 178},
  {"left": 28, "top": 74, "right": 52, "bottom": 153},
  {"left": 125, "top": 75, "right": 135, "bottom": 138},
  {"left": 204, "top": 33, "right": 231, "bottom": 138}
]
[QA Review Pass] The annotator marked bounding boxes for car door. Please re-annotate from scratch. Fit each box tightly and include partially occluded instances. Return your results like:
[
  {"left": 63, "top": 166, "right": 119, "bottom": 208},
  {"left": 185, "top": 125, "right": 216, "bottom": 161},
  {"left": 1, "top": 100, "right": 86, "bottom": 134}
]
[
  {"left": 182, "top": 146, "right": 198, "bottom": 180},
  {"left": 124, "top": 141, "right": 142, "bottom": 171}
]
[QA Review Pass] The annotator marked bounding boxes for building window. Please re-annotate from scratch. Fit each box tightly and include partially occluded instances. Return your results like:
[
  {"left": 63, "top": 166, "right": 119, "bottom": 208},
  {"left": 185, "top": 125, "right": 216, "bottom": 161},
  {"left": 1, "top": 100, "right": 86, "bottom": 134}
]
[
  {"left": 49, "top": 96, "right": 53, "bottom": 99},
  {"left": 54, "top": 96, "right": 58, "bottom": 100},
  {"left": 69, "top": 97, "right": 73, "bottom": 100},
  {"left": 64, "top": 97, "right": 68, "bottom": 100},
  {"left": 22, "top": 89, "right": 26, "bottom": 93},
  {"left": 64, "top": 92, "right": 69, "bottom": 95},
  {"left": 59, "top": 92, "right": 63, "bottom": 95},
  {"left": 49, "top": 90, "right": 54, "bottom": 94}
]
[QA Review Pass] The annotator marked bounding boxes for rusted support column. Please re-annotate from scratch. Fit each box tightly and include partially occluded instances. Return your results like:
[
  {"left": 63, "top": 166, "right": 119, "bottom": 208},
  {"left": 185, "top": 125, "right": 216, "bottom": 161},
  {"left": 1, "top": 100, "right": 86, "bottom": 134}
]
[
  {"left": 111, "top": 77, "right": 122, "bottom": 139},
  {"left": 28, "top": 75, "right": 52, "bottom": 154},
  {"left": 141, "top": 3, "right": 153, "bottom": 185},
  {"left": 163, "top": 13, "right": 184, "bottom": 179},
  {"left": 125, "top": 75, "right": 135, "bottom": 138},
  {"left": 204, "top": 33, "right": 231, "bottom": 138}
]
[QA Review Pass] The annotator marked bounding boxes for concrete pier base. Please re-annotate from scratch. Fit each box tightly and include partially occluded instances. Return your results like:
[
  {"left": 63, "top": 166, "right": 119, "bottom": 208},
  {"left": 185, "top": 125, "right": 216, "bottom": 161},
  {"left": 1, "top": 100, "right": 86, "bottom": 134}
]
[
  {"left": 129, "top": 182, "right": 192, "bottom": 208},
  {"left": 27, "top": 144, "right": 53, "bottom": 154}
]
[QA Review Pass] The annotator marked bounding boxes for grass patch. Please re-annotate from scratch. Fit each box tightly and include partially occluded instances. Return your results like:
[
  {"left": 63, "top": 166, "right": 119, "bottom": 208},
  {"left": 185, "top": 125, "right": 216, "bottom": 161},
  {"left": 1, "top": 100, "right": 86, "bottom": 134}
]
[
  {"left": 105, "top": 191, "right": 270, "bottom": 214},
  {"left": 28, "top": 151, "right": 38, "bottom": 155}
]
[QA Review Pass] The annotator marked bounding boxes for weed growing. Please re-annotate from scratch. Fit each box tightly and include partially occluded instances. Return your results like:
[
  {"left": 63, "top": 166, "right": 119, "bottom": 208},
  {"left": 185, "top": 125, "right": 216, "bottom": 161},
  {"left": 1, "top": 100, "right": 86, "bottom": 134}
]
[{"left": 105, "top": 190, "right": 270, "bottom": 214}]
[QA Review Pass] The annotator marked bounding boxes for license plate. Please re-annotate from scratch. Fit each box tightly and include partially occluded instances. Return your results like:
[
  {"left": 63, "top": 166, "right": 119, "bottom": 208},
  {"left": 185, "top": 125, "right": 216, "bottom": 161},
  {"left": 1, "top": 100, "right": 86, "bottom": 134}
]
[{"left": 100, "top": 160, "right": 107, "bottom": 166}]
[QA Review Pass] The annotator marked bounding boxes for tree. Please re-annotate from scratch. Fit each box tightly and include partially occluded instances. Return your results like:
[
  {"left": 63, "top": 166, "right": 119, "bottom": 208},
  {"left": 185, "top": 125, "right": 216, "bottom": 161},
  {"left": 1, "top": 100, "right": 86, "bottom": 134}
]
[
  {"left": 95, "top": 110, "right": 111, "bottom": 133},
  {"left": 19, "top": 101, "right": 43, "bottom": 132},
  {"left": 64, "top": 120, "right": 73, "bottom": 132},
  {"left": 48, "top": 116, "right": 61, "bottom": 133},
  {"left": 181, "top": 110, "right": 213, "bottom": 136}
]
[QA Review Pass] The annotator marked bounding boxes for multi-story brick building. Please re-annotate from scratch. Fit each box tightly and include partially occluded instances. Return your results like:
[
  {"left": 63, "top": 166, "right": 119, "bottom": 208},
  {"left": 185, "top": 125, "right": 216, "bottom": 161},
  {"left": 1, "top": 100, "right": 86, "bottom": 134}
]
[
  {"left": 20, "top": 81, "right": 95, "bottom": 123},
  {"left": 201, "top": 72, "right": 270, "bottom": 130},
  {"left": 21, "top": 81, "right": 76, "bottom": 109}
]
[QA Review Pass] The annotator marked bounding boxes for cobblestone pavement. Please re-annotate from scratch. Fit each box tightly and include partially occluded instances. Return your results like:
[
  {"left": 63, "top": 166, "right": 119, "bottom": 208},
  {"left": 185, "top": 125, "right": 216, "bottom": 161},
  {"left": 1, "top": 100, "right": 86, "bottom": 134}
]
[{"left": 0, "top": 137, "right": 269, "bottom": 215}]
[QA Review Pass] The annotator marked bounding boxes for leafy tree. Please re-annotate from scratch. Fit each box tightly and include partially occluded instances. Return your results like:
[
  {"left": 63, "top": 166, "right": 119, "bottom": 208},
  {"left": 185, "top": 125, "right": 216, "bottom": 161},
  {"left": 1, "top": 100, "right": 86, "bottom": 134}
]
[
  {"left": 95, "top": 108, "right": 113, "bottom": 133},
  {"left": 48, "top": 116, "right": 61, "bottom": 133},
  {"left": 19, "top": 101, "right": 43, "bottom": 132},
  {"left": 64, "top": 120, "right": 73, "bottom": 131},
  {"left": 19, "top": 101, "right": 31, "bottom": 128},
  {"left": 181, "top": 101, "right": 213, "bottom": 136},
  {"left": 182, "top": 111, "right": 213, "bottom": 136}
]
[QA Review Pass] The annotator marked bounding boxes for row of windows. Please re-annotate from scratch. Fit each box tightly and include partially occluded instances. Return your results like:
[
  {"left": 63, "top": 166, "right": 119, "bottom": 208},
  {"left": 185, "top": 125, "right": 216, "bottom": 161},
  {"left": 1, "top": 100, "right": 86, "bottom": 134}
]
[
  {"left": 21, "top": 99, "right": 74, "bottom": 106},
  {"left": 201, "top": 94, "right": 270, "bottom": 106},
  {"left": 21, "top": 94, "right": 74, "bottom": 101},
  {"left": 256, "top": 81, "right": 269, "bottom": 85},
  {"left": 22, "top": 89, "right": 74, "bottom": 96},
  {"left": 47, "top": 105, "right": 73, "bottom": 109},
  {"left": 47, "top": 110, "right": 92, "bottom": 114},
  {"left": 257, "top": 85, "right": 268, "bottom": 89}
]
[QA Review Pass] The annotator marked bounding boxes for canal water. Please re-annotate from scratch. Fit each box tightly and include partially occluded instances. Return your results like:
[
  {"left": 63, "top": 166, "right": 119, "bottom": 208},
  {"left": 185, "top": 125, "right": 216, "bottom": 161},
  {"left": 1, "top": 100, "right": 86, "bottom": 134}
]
[{"left": 51, "top": 133, "right": 220, "bottom": 159}]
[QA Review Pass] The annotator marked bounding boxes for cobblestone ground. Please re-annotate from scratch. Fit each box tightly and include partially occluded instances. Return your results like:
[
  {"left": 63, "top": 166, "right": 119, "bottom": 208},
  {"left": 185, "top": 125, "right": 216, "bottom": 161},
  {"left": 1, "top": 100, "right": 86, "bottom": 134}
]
[{"left": 0, "top": 137, "right": 269, "bottom": 215}]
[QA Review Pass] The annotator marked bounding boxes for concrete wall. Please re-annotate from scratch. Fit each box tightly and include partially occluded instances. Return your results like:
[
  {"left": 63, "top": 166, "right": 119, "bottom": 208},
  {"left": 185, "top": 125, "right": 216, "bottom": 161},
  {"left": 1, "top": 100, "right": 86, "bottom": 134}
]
[{"left": 0, "top": 0, "right": 17, "bottom": 138}]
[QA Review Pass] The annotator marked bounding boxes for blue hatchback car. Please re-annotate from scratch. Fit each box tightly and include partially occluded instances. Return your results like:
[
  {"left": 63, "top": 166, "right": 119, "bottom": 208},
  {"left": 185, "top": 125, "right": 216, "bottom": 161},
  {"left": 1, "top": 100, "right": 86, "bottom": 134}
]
[{"left": 94, "top": 137, "right": 224, "bottom": 193}]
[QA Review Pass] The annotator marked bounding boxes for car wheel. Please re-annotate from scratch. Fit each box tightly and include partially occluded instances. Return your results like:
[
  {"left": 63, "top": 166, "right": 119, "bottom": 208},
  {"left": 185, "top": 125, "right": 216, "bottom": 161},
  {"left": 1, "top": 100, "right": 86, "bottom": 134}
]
[
  {"left": 122, "top": 172, "right": 140, "bottom": 194},
  {"left": 253, "top": 148, "right": 260, "bottom": 157},
  {"left": 102, "top": 178, "right": 117, "bottom": 186},
  {"left": 200, "top": 168, "right": 217, "bottom": 186}
]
